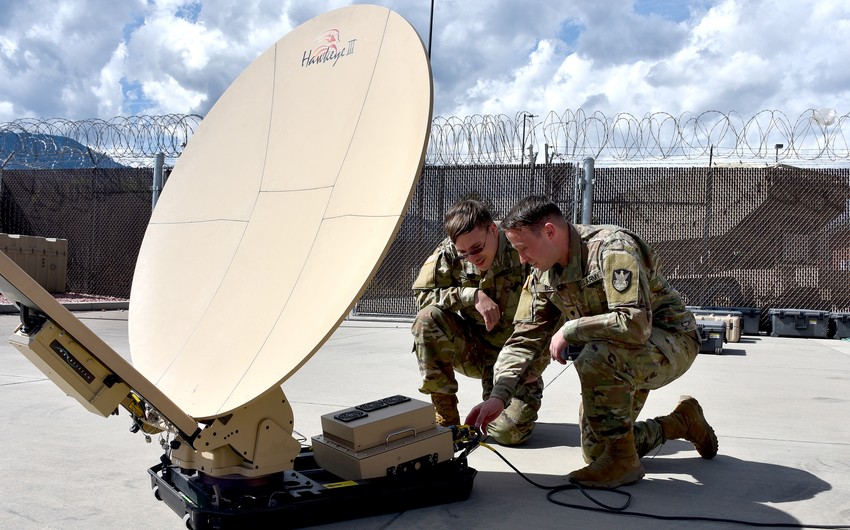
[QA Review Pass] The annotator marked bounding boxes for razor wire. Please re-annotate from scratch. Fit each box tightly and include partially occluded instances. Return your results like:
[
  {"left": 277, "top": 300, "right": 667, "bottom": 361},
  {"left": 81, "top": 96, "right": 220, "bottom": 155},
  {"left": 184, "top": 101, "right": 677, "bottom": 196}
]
[
  {"left": 0, "top": 114, "right": 202, "bottom": 168},
  {"left": 429, "top": 108, "right": 850, "bottom": 165},
  {"left": 2, "top": 109, "right": 850, "bottom": 168}
]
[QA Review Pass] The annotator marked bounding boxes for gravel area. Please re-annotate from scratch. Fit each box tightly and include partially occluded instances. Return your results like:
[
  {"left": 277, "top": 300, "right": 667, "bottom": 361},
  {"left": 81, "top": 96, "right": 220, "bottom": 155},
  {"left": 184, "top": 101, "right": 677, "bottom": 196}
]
[{"left": 0, "top": 293, "right": 128, "bottom": 305}]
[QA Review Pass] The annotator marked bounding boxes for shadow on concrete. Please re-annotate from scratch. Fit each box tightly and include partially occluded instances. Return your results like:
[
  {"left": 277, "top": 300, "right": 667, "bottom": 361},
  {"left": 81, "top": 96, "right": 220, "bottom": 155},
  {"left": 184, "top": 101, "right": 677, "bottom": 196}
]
[{"left": 462, "top": 454, "right": 835, "bottom": 528}]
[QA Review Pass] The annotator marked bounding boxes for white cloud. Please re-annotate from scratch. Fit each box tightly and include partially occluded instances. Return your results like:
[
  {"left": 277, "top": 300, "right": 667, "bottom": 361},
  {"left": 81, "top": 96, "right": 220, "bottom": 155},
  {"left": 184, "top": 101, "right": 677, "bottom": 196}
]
[
  {"left": 0, "top": 0, "right": 140, "bottom": 119},
  {"left": 0, "top": 0, "right": 848, "bottom": 123},
  {"left": 439, "top": 0, "right": 850, "bottom": 122},
  {"left": 94, "top": 43, "right": 129, "bottom": 117},
  {"left": 0, "top": 101, "right": 14, "bottom": 123},
  {"left": 141, "top": 75, "right": 207, "bottom": 114}
]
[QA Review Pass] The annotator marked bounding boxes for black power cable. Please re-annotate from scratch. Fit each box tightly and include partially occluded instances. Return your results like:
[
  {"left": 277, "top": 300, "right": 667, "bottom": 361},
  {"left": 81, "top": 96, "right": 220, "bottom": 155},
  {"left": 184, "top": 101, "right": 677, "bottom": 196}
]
[{"left": 477, "top": 441, "right": 850, "bottom": 529}]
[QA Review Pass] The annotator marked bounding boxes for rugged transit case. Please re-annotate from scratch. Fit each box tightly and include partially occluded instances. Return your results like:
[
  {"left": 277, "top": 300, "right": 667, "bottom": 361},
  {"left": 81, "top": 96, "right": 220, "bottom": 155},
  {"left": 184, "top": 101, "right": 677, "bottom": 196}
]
[
  {"left": 829, "top": 312, "right": 850, "bottom": 339},
  {"left": 689, "top": 309, "right": 742, "bottom": 343},
  {"left": 699, "top": 306, "right": 761, "bottom": 335},
  {"left": 767, "top": 309, "right": 829, "bottom": 338},
  {"left": 695, "top": 319, "right": 726, "bottom": 355}
]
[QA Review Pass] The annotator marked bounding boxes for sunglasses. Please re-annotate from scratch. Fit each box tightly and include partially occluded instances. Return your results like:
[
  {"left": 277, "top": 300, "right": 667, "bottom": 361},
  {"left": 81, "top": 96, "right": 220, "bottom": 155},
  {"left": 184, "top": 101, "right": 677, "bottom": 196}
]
[{"left": 457, "top": 229, "right": 491, "bottom": 260}]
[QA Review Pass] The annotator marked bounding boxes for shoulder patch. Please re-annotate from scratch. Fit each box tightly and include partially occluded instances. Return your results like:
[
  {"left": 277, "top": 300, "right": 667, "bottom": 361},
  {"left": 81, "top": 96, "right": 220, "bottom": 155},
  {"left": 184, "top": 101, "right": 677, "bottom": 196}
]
[
  {"left": 412, "top": 251, "right": 441, "bottom": 289},
  {"left": 612, "top": 269, "right": 631, "bottom": 292},
  {"left": 514, "top": 280, "right": 534, "bottom": 322},
  {"left": 603, "top": 251, "right": 639, "bottom": 304}
]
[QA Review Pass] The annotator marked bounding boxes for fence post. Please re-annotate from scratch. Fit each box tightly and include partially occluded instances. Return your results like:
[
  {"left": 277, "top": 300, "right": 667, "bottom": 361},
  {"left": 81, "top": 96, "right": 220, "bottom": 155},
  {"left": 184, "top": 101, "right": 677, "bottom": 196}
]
[
  {"left": 573, "top": 163, "right": 582, "bottom": 224},
  {"left": 152, "top": 152, "right": 165, "bottom": 210},
  {"left": 581, "top": 157, "right": 595, "bottom": 224}
]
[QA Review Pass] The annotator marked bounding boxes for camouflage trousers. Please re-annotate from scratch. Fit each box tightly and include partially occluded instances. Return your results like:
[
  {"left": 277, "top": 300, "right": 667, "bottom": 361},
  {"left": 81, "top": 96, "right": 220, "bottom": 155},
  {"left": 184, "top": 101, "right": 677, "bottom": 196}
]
[
  {"left": 412, "top": 305, "right": 541, "bottom": 445},
  {"left": 575, "top": 327, "right": 700, "bottom": 460}
]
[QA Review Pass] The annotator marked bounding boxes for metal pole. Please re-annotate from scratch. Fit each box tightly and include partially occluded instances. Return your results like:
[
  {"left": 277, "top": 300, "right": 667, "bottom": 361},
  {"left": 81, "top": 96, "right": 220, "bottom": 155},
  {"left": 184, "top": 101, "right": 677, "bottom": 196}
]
[
  {"left": 572, "top": 163, "right": 581, "bottom": 224},
  {"left": 520, "top": 118, "right": 526, "bottom": 166},
  {"left": 520, "top": 113, "right": 538, "bottom": 166},
  {"left": 701, "top": 146, "right": 714, "bottom": 304},
  {"left": 581, "top": 157, "right": 595, "bottom": 224},
  {"left": 152, "top": 152, "right": 165, "bottom": 210},
  {"left": 428, "top": 0, "right": 434, "bottom": 60}
]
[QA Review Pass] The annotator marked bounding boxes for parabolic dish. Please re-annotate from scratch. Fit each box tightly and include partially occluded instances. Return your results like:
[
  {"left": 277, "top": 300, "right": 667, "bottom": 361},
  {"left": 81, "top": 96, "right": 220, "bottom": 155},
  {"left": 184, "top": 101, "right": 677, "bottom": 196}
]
[{"left": 128, "top": 5, "right": 432, "bottom": 419}]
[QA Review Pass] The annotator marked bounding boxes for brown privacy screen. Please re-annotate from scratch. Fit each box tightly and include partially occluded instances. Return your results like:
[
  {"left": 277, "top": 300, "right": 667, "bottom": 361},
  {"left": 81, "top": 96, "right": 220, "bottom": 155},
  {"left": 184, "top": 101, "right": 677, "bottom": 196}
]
[
  {"left": 0, "top": 168, "right": 151, "bottom": 297},
  {"left": 356, "top": 164, "right": 850, "bottom": 332},
  {"left": 1, "top": 164, "right": 848, "bottom": 331}
]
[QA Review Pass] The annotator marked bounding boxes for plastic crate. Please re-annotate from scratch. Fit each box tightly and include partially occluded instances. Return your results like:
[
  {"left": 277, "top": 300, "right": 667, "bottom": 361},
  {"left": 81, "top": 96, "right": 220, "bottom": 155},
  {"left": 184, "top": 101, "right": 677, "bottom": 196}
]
[
  {"left": 688, "top": 309, "right": 742, "bottom": 342},
  {"left": 0, "top": 233, "right": 68, "bottom": 293},
  {"left": 695, "top": 319, "right": 725, "bottom": 355},
  {"left": 767, "top": 309, "right": 829, "bottom": 338},
  {"left": 830, "top": 312, "right": 850, "bottom": 339},
  {"left": 699, "top": 306, "right": 761, "bottom": 335}
]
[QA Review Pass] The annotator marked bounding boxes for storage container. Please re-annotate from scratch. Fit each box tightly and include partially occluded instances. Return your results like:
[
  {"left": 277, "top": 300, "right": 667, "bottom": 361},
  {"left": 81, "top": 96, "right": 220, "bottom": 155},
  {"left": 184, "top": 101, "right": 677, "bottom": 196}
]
[
  {"left": 829, "top": 312, "right": 850, "bottom": 339},
  {"left": 695, "top": 318, "right": 725, "bottom": 354},
  {"left": 0, "top": 233, "right": 68, "bottom": 293},
  {"left": 689, "top": 309, "right": 742, "bottom": 342},
  {"left": 767, "top": 309, "right": 829, "bottom": 338},
  {"left": 700, "top": 306, "right": 761, "bottom": 335}
]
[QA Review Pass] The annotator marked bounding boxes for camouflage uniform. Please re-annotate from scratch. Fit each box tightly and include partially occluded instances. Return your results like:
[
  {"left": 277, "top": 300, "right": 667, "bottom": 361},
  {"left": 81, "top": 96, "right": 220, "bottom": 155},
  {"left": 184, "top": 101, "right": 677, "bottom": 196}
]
[
  {"left": 412, "top": 230, "right": 539, "bottom": 444},
  {"left": 492, "top": 224, "right": 700, "bottom": 458}
]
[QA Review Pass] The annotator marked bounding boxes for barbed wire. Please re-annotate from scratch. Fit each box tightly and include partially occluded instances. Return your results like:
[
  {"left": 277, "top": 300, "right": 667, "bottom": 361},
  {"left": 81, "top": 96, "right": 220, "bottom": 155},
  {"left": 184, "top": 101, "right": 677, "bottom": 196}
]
[
  {"left": 0, "top": 114, "right": 202, "bottom": 169},
  {"left": 2, "top": 109, "right": 849, "bottom": 168},
  {"left": 428, "top": 108, "right": 850, "bottom": 166}
]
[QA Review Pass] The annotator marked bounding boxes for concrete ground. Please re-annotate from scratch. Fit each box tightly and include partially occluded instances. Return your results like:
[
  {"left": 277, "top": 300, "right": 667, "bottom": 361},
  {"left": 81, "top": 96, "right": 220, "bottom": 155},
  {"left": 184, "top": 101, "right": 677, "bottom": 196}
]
[{"left": 1, "top": 309, "right": 849, "bottom": 529}]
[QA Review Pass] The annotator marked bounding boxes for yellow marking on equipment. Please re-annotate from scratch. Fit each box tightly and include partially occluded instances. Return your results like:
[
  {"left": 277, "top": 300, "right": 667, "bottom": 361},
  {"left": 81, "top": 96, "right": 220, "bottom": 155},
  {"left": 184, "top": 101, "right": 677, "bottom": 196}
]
[{"left": 323, "top": 480, "right": 359, "bottom": 489}]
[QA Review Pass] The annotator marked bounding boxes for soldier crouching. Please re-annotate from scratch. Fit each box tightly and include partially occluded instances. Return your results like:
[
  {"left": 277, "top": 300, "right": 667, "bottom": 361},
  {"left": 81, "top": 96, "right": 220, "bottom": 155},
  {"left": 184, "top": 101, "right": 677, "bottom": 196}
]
[{"left": 411, "top": 198, "right": 541, "bottom": 445}]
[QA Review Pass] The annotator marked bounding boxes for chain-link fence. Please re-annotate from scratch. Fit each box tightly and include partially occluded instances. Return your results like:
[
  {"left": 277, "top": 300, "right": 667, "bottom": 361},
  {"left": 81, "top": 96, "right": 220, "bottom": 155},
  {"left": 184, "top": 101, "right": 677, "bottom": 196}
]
[
  {"left": 0, "top": 168, "right": 153, "bottom": 297},
  {"left": 355, "top": 163, "right": 850, "bottom": 332},
  {"left": 2, "top": 113, "right": 849, "bottom": 330},
  {"left": 591, "top": 165, "right": 850, "bottom": 326},
  {"left": 355, "top": 163, "right": 576, "bottom": 316},
  {"left": 1, "top": 163, "right": 847, "bottom": 330}
]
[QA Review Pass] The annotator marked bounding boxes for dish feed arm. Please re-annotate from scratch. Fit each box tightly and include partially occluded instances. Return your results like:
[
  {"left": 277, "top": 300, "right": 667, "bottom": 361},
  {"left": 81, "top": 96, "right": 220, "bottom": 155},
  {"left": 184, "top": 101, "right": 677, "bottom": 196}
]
[{"left": 0, "top": 251, "right": 300, "bottom": 477}]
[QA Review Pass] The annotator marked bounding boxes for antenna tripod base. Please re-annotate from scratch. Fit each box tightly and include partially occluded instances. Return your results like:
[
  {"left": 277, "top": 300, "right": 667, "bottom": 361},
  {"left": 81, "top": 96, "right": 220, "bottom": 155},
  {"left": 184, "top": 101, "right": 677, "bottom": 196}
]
[{"left": 149, "top": 447, "right": 476, "bottom": 530}]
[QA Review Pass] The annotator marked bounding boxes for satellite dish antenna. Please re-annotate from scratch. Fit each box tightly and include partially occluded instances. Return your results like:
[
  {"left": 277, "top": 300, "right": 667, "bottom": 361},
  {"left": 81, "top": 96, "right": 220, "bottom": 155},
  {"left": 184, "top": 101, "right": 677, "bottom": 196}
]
[
  {"left": 1, "top": 9, "right": 485, "bottom": 526},
  {"left": 128, "top": 4, "right": 433, "bottom": 419},
  {"left": 1, "top": 1, "right": 452, "bottom": 491}
]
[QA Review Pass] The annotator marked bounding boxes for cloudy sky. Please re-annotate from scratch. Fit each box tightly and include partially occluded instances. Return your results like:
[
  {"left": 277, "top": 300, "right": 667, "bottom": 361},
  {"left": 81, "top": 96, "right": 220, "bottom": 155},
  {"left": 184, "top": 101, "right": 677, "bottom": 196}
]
[{"left": 0, "top": 0, "right": 847, "bottom": 124}]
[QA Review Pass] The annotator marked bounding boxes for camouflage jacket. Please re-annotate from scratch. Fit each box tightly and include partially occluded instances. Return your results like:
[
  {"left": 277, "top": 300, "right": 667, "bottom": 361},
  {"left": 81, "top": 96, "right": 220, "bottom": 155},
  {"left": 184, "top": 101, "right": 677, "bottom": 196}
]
[
  {"left": 491, "top": 223, "right": 697, "bottom": 404},
  {"left": 413, "top": 230, "right": 530, "bottom": 346}
]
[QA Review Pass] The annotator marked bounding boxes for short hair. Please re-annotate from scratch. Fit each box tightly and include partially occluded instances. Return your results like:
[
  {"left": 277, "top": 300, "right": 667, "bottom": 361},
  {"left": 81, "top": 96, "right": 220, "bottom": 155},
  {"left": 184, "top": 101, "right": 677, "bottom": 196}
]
[
  {"left": 501, "top": 196, "right": 564, "bottom": 232},
  {"left": 444, "top": 199, "right": 493, "bottom": 242}
]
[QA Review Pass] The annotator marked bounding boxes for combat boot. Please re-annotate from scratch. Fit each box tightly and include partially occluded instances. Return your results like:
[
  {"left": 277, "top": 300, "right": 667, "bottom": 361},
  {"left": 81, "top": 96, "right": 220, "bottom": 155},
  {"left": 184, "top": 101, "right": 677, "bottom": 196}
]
[
  {"left": 654, "top": 395, "right": 718, "bottom": 459},
  {"left": 567, "top": 430, "right": 645, "bottom": 488},
  {"left": 431, "top": 393, "right": 459, "bottom": 426}
]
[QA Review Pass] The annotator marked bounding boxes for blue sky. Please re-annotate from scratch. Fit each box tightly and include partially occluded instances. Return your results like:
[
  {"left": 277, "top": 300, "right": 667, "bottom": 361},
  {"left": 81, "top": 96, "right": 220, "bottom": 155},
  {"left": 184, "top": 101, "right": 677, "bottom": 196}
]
[
  {"left": 634, "top": 0, "right": 695, "bottom": 21},
  {"left": 0, "top": 0, "right": 847, "bottom": 125}
]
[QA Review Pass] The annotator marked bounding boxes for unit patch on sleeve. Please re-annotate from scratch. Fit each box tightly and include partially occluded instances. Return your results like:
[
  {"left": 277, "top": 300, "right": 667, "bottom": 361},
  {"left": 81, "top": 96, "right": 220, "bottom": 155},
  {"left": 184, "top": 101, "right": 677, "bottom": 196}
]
[
  {"left": 412, "top": 252, "right": 440, "bottom": 289},
  {"left": 514, "top": 277, "right": 534, "bottom": 322},
  {"left": 603, "top": 251, "right": 639, "bottom": 304},
  {"left": 612, "top": 269, "right": 632, "bottom": 292}
]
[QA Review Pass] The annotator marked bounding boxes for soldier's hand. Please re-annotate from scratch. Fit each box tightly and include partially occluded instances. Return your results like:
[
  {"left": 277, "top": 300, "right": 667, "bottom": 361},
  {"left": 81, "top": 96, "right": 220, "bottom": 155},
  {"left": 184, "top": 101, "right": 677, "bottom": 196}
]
[
  {"left": 464, "top": 397, "right": 505, "bottom": 433},
  {"left": 549, "top": 333, "right": 568, "bottom": 364},
  {"left": 474, "top": 290, "right": 501, "bottom": 331}
]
